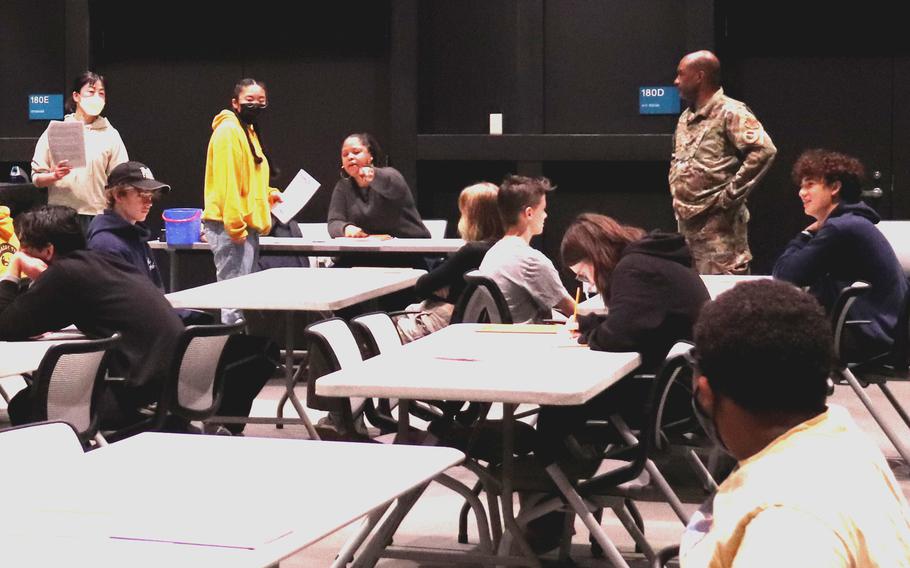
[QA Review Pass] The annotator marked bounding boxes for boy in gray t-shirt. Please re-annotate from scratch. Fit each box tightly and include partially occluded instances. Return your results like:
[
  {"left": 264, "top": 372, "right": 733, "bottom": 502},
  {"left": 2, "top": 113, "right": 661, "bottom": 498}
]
[{"left": 479, "top": 175, "right": 574, "bottom": 322}]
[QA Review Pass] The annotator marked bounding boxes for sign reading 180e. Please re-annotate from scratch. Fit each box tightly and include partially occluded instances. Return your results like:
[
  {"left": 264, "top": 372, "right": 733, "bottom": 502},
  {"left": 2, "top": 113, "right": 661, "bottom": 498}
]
[
  {"left": 639, "top": 86, "right": 680, "bottom": 115},
  {"left": 28, "top": 94, "right": 64, "bottom": 120}
]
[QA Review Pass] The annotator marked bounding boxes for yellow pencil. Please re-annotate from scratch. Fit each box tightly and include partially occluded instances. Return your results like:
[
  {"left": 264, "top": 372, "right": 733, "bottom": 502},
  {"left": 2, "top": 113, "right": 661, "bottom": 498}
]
[{"left": 573, "top": 286, "right": 581, "bottom": 318}]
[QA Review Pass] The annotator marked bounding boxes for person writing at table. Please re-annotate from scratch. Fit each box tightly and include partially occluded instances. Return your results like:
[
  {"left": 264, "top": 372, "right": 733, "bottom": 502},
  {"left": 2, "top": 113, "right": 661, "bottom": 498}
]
[
  {"left": 395, "top": 181, "right": 504, "bottom": 341},
  {"left": 327, "top": 132, "right": 430, "bottom": 240},
  {"left": 31, "top": 71, "right": 129, "bottom": 234},
  {"left": 527, "top": 214, "right": 710, "bottom": 552},
  {"left": 202, "top": 78, "right": 283, "bottom": 324}
]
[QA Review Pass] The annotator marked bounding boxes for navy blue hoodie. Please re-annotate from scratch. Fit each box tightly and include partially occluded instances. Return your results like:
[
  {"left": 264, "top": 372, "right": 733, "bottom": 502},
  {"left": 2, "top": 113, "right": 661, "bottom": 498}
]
[
  {"left": 774, "top": 201, "right": 908, "bottom": 356},
  {"left": 86, "top": 209, "right": 164, "bottom": 290}
]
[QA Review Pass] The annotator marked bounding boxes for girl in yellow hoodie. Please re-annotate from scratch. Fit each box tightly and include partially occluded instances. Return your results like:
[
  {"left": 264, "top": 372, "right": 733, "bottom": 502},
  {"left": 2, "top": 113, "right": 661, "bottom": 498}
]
[
  {"left": 0, "top": 206, "right": 19, "bottom": 277},
  {"left": 202, "top": 78, "right": 282, "bottom": 324}
]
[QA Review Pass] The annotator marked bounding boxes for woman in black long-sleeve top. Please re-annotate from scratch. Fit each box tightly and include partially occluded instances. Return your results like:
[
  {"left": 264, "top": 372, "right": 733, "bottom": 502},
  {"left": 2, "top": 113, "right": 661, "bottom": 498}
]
[
  {"left": 327, "top": 133, "right": 429, "bottom": 239},
  {"left": 396, "top": 182, "right": 503, "bottom": 341}
]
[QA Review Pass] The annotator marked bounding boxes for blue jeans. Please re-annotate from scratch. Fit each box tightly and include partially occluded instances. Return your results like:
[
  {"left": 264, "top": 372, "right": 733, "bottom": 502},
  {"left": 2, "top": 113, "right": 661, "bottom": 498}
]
[{"left": 203, "top": 221, "right": 260, "bottom": 324}]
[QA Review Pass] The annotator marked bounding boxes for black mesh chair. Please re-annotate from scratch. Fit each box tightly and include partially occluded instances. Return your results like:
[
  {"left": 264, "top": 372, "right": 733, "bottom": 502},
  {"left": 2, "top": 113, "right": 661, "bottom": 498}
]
[
  {"left": 30, "top": 333, "right": 121, "bottom": 448},
  {"left": 451, "top": 271, "right": 513, "bottom": 324},
  {"left": 500, "top": 343, "right": 716, "bottom": 564},
  {"left": 830, "top": 280, "right": 910, "bottom": 465},
  {"left": 151, "top": 321, "right": 245, "bottom": 430}
]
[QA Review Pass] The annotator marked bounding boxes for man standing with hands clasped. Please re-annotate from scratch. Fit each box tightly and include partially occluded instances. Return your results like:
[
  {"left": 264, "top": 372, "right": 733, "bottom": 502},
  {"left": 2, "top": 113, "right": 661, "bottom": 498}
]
[{"left": 669, "top": 50, "right": 776, "bottom": 274}]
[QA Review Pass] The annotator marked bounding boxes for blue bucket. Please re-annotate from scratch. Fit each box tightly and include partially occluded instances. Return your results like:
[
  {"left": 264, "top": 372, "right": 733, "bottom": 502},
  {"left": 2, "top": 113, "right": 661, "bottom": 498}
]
[{"left": 162, "top": 208, "right": 202, "bottom": 245}]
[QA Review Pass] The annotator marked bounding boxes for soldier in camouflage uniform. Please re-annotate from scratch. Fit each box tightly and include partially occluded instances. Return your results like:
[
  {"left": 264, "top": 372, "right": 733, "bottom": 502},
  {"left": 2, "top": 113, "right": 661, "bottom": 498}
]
[{"left": 669, "top": 50, "right": 776, "bottom": 274}]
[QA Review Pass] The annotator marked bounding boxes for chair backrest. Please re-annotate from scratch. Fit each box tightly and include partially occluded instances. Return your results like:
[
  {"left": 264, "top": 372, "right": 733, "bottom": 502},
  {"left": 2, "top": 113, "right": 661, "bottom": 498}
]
[
  {"left": 422, "top": 219, "right": 447, "bottom": 239},
  {"left": 305, "top": 318, "right": 365, "bottom": 412},
  {"left": 877, "top": 221, "right": 910, "bottom": 276},
  {"left": 350, "top": 312, "right": 404, "bottom": 358},
  {"left": 451, "top": 271, "right": 513, "bottom": 324},
  {"left": 297, "top": 222, "right": 331, "bottom": 241},
  {"left": 829, "top": 281, "right": 872, "bottom": 365},
  {"left": 33, "top": 334, "right": 121, "bottom": 443},
  {"left": 579, "top": 341, "right": 695, "bottom": 495},
  {"left": 159, "top": 321, "right": 244, "bottom": 422}
]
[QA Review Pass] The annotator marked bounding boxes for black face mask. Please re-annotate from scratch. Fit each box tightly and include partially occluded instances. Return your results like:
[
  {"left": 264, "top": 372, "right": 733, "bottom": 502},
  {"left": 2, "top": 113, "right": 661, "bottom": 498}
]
[{"left": 238, "top": 103, "right": 265, "bottom": 124}]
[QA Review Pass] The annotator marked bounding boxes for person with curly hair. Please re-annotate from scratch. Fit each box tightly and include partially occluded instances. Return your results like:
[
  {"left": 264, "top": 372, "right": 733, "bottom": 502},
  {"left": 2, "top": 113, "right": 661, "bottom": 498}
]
[
  {"left": 773, "top": 149, "right": 907, "bottom": 360},
  {"left": 680, "top": 279, "right": 910, "bottom": 567}
]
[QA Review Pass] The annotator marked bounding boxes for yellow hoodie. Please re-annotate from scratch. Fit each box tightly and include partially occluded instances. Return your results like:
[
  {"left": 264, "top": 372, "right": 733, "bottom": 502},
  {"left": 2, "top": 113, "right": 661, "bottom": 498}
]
[
  {"left": 203, "top": 110, "right": 276, "bottom": 240},
  {"left": 0, "top": 206, "right": 19, "bottom": 276}
]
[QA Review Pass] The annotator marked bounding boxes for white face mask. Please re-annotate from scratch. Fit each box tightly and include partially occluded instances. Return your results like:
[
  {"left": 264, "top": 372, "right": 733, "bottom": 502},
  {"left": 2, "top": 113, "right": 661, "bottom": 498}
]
[{"left": 79, "top": 95, "right": 105, "bottom": 117}]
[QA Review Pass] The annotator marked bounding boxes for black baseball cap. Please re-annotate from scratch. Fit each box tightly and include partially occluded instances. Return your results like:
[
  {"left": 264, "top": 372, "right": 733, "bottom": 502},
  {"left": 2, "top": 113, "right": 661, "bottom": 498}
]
[{"left": 106, "top": 161, "right": 171, "bottom": 192}]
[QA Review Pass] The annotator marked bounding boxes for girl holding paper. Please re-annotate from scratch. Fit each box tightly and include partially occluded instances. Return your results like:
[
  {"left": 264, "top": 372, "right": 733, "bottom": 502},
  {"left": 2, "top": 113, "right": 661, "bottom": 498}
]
[
  {"left": 202, "top": 78, "right": 283, "bottom": 324},
  {"left": 31, "top": 71, "right": 129, "bottom": 233}
]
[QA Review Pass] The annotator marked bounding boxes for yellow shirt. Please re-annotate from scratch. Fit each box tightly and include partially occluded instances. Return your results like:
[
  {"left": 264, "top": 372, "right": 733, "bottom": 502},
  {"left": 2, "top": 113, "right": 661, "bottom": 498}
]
[
  {"left": 0, "top": 206, "right": 18, "bottom": 276},
  {"left": 682, "top": 405, "right": 910, "bottom": 567},
  {"left": 202, "top": 110, "right": 275, "bottom": 240}
]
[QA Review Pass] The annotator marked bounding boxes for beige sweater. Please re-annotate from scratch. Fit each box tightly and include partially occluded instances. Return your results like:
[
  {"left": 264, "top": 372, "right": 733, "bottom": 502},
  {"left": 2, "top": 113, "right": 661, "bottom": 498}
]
[{"left": 31, "top": 114, "right": 129, "bottom": 215}]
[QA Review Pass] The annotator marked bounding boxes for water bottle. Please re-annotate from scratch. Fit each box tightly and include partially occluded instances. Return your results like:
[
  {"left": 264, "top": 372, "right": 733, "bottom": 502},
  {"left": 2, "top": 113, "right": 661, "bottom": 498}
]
[{"left": 9, "top": 166, "right": 27, "bottom": 183}]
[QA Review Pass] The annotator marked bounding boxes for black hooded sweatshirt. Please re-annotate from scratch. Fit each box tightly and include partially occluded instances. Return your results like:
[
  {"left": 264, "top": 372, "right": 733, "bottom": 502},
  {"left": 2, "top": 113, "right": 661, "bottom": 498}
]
[{"left": 577, "top": 231, "right": 710, "bottom": 370}]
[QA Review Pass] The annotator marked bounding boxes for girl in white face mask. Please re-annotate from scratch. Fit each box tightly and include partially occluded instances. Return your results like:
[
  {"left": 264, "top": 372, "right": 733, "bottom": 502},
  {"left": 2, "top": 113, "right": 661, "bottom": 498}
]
[{"left": 31, "top": 71, "right": 130, "bottom": 233}]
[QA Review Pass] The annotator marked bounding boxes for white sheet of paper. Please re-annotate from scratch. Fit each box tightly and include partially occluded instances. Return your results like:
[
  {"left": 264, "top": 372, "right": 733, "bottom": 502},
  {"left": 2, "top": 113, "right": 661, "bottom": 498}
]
[
  {"left": 271, "top": 168, "right": 321, "bottom": 225},
  {"left": 47, "top": 121, "right": 87, "bottom": 169}
]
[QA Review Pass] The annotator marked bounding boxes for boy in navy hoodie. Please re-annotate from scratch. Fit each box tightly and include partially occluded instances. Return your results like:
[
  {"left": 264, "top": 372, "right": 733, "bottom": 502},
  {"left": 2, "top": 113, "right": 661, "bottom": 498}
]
[
  {"left": 773, "top": 149, "right": 908, "bottom": 359},
  {"left": 86, "top": 160, "right": 168, "bottom": 288}
]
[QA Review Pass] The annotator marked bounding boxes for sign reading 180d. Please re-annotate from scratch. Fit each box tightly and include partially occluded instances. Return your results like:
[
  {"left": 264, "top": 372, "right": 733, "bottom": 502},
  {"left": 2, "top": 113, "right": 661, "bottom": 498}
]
[{"left": 639, "top": 86, "right": 680, "bottom": 115}]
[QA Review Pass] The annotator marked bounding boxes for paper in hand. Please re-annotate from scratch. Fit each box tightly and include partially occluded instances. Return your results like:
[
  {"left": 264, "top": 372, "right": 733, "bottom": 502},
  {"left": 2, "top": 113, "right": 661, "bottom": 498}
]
[
  {"left": 271, "top": 168, "right": 321, "bottom": 225},
  {"left": 46, "top": 121, "right": 86, "bottom": 169}
]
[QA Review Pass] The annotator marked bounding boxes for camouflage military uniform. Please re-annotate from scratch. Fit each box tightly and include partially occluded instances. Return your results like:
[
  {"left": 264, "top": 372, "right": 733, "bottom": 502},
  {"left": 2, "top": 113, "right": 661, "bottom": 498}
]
[{"left": 669, "top": 88, "right": 776, "bottom": 274}]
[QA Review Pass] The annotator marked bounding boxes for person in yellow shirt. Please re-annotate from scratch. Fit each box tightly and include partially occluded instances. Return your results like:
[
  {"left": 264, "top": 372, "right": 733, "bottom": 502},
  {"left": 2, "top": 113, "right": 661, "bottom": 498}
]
[
  {"left": 681, "top": 279, "right": 910, "bottom": 567},
  {"left": 202, "top": 78, "right": 282, "bottom": 324},
  {"left": 0, "top": 206, "right": 19, "bottom": 277}
]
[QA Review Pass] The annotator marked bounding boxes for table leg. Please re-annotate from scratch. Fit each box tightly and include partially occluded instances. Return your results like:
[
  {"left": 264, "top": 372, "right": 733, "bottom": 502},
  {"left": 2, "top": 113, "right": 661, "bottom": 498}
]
[
  {"left": 275, "top": 311, "right": 319, "bottom": 439},
  {"left": 500, "top": 403, "right": 542, "bottom": 567},
  {"left": 544, "top": 464, "right": 631, "bottom": 568},
  {"left": 168, "top": 249, "right": 179, "bottom": 292}
]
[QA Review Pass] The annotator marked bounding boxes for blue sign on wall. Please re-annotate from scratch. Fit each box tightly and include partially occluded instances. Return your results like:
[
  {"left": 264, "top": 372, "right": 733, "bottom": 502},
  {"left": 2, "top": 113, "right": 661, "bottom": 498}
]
[
  {"left": 639, "top": 86, "right": 680, "bottom": 115},
  {"left": 28, "top": 94, "right": 64, "bottom": 120}
]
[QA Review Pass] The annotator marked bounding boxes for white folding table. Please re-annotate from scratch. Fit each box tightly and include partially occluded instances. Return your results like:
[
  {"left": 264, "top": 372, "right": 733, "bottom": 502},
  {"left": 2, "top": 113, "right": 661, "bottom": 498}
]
[
  {"left": 150, "top": 237, "right": 464, "bottom": 291},
  {"left": 316, "top": 323, "right": 642, "bottom": 567},
  {"left": 0, "top": 433, "right": 464, "bottom": 568},
  {"left": 165, "top": 267, "right": 425, "bottom": 438}
]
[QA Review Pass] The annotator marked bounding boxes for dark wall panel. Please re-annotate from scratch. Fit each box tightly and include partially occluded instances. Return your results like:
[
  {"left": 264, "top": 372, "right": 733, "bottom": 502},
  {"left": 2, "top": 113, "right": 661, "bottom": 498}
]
[
  {"left": 0, "top": 0, "right": 66, "bottom": 161},
  {"left": 542, "top": 160, "right": 677, "bottom": 286},
  {"left": 417, "top": 1, "right": 519, "bottom": 134},
  {"left": 544, "top": 0, "right": 686, "bottom": 134}
]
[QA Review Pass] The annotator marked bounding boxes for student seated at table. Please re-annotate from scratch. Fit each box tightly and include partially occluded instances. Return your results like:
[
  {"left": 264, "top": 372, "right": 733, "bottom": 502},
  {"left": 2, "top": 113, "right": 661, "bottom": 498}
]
[
  {"left": 86, "top": 161, "right": 213, "bottom": 326},
  {"left": 526, "top": 214, "right": 710, "bottom": 550},
  {"left": 87, "top": 163, "right": 273, "bottom": 434},
  {"left": 86, "top": 161, "right": 169, "bottom": 289},
  {"left": 680, "top": 279, "right": 910, "bottom": 567},
  {"left": 773, "top": 149, "right": 908, "bottom": 361},
  {"left": 478, "top": 175, "right": 574, "bottom": 322},
  {"left": 0, "top": 205, "right": 184, "bottom": 428},
  {"left": 396, "top": 182, "right": 503, "bottom": 341},
  {"left": 327, "top": 132, "right": 430, "bottom": 240}
]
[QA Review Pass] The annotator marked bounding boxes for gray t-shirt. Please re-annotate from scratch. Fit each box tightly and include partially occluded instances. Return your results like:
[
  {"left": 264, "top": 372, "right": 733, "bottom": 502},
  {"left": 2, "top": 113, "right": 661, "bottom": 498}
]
[{"left": 478, "top": 236, "right": 569, "bottom": 323}]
